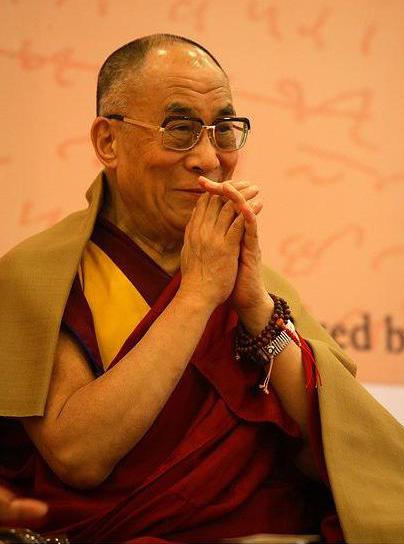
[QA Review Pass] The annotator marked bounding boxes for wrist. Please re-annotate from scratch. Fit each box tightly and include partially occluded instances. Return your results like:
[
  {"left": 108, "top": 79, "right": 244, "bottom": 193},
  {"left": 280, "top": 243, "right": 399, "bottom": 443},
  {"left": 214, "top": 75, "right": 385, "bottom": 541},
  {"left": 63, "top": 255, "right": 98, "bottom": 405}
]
[
  {"left": 175, "top": 286, "right": 217, "bottom": 316},
  {"left": 237, "top": 293, "right": 274, "bottom": 336}
]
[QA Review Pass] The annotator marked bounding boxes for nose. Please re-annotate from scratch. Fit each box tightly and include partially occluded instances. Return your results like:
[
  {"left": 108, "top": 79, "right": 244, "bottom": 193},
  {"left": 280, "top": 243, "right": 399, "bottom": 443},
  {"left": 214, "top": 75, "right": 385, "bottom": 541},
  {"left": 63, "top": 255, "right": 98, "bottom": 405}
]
[{"left": 183, "top": 127, "right": 221, "bottom": 175}]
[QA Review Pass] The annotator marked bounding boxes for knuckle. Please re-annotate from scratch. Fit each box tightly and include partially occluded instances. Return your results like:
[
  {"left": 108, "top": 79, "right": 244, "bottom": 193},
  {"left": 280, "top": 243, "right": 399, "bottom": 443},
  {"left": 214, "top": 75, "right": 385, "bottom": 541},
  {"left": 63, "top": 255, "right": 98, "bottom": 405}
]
[
  {"left": 223, "top": 200, "right": 235, "bottom": 210},
  {"left": 222, "top": 181, "right": 234, "bottom": 192}
]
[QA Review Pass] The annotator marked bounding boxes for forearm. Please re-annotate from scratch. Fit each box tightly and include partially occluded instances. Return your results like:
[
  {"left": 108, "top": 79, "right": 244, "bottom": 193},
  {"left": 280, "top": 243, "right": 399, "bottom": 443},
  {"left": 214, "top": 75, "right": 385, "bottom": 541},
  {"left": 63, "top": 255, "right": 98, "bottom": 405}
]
[
  {"left": 41, "top": 291, "right": 213, "bottom": 487},
  {"left": 238, "top": 297, "right": 308, "bottom": 438},
  {"left": 268, "top": 341, "right": 308, "bottom": 436}
]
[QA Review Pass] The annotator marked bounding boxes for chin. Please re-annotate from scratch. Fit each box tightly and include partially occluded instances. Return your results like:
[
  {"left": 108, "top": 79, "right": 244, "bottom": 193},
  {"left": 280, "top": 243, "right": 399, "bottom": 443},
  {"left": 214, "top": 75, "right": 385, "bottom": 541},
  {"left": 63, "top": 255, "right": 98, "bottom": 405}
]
[{"left": 171, "top": 209, "right": 193, "bottom": 235}]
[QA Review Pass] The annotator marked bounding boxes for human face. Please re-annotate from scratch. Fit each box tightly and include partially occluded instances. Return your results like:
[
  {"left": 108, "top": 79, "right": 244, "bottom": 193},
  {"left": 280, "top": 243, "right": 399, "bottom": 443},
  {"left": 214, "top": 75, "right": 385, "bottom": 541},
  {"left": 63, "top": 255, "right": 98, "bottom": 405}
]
[{"left": 111, "top": 44, "right": 239, "bottom": 244}]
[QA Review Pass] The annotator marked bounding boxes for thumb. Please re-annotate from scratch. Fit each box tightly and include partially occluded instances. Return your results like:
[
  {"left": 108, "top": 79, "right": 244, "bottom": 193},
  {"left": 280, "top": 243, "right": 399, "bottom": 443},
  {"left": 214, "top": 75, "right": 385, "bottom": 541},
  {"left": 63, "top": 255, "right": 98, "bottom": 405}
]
[
  {"left": 226, "top": 212, "right": 245, "bottom": 245},
  {"left": 242, "top": 211, "right": 260, "bottom": 253}
]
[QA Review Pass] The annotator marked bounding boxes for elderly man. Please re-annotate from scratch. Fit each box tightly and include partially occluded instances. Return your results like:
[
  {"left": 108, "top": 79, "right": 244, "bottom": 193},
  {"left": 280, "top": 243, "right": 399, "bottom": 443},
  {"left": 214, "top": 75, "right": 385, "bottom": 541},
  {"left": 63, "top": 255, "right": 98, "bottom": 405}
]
[{"left": 0, "top": 34, "right": 403, "bottom": 544}]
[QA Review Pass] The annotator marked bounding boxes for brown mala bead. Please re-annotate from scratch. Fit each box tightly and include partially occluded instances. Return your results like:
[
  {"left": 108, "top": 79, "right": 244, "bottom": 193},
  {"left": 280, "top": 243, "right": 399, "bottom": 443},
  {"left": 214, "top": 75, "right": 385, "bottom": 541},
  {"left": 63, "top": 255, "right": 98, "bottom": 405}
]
[{"left": 234, "top": 293, "right": 294, "bottom": 365}]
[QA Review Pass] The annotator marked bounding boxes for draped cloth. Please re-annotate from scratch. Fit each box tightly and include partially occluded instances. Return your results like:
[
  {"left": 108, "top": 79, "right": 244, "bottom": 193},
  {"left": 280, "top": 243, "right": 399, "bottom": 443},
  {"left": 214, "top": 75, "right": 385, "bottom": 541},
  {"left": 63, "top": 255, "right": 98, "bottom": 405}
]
[
  {"left": 1, "top": 172, "right": 404, "bottom": 543},
  {"left": 1, "top": 217, "right": 342, "bottom": 543}
]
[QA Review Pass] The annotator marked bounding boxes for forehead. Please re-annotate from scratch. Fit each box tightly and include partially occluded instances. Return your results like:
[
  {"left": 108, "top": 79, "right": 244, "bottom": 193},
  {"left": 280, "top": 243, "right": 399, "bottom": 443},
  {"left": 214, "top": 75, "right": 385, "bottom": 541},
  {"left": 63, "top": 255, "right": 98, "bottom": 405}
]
[{"left": 128, "top": 44, "right": 234, "bottom": 118}]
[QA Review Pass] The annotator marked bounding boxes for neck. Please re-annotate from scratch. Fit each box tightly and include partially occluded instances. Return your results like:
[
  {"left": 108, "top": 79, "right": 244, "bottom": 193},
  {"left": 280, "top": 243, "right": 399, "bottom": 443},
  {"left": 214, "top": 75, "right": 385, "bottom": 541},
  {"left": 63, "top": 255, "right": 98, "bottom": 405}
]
[{"left": 102, "top": 177, "right": 183, "bottom": 276}]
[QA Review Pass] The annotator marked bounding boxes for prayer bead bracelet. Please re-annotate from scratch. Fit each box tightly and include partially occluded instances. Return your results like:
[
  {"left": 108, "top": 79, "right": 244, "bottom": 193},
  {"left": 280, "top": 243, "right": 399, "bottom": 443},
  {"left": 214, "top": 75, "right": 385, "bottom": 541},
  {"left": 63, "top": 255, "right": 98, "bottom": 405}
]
[{"left": 234, "top": 294, "right": 301, "bottom": 393}]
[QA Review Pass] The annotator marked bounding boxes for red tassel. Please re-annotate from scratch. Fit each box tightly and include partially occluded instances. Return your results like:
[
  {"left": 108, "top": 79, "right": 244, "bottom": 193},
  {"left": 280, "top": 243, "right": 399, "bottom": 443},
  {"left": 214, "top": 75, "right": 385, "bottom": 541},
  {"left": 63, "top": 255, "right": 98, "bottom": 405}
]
[{"left": 299, "top": 335, "right": 322, "bottom": 390}]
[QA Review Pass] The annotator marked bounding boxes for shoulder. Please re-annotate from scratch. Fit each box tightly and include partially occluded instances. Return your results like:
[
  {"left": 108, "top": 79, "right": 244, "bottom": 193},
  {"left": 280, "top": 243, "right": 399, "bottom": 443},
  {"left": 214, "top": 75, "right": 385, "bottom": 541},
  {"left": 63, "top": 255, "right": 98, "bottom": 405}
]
[
  {"left": 0, "top": 173, "right": 105, "bottom": 417},
  {"left": 0, "top": 171, "right": 105, "bottom": 282},
  {"left": 1, "top": 209, "right": 89, "bottom": 271},
  {"left": 261, "top": 263, "right": 301, "bottom": 316}
]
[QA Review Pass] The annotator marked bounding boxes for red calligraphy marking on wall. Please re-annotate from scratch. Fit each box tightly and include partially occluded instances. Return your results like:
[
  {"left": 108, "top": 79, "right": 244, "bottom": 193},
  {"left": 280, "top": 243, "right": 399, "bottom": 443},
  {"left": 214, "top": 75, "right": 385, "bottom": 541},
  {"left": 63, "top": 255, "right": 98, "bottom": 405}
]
[
  {"left": 97, "top": 0, "right": 108, "bottom": 16},
  {"left": 55, "top": 0, "right": 108, "bottom": 15},
  {"left": 372, "top": 246, "right": 404, "bottom": 270},
  {"left": 296, "top": 7, "right": 331, "bottom": 49},
  {"left": 247, "top": 0, "right": 282, "bottom": 41},
  {"left": 299, "top": 144, "right": 404, "bottom": 191},
  {"left": 57, "top": 136, "right": 89, "bottom": 159},
  {"left": 0, "top": 41, "right": 97, "bottom": 85},
  {"left": 168, "top": 0, "right": 211, "bottom": 32},
  {"left": 237, "top": 81, "right": 377, "bottom": 150},
  {"left": 286, "top": 164, "right": 343, "bottom": 186},
  {"left": 56, "top": 137, "right": 100, "bottom": 167},
  {"left": 360, "top": 23, "right": 378, "bottom": 57},
  {"left": 19, "top": 201, "right": 63, "bottom": 228},
  {"left": 278, "top": 224, "right": 364, "bottom": 277}
]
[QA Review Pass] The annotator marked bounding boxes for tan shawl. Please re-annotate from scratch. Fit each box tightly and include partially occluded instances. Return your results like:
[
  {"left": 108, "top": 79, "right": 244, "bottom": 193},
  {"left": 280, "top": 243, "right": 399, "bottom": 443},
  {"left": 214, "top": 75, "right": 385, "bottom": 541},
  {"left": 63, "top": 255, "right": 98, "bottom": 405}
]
[{"left": 1, "top": 172, "right": 403, "bottom": 543}]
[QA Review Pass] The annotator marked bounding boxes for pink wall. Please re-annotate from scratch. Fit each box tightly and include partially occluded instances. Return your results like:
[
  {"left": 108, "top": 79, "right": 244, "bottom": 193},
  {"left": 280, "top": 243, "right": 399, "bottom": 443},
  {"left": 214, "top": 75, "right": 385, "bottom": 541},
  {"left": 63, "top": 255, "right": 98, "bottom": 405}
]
[{"left": 1, "top": 0, "right": 403, "bottom": 413}]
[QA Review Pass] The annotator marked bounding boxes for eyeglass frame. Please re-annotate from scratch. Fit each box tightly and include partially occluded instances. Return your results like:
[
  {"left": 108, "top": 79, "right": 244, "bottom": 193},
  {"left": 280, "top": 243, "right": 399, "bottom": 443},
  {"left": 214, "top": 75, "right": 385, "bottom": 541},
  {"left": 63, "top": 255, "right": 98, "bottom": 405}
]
[{"left": 105, "top": 114, "right": 251, "bottom": 152}]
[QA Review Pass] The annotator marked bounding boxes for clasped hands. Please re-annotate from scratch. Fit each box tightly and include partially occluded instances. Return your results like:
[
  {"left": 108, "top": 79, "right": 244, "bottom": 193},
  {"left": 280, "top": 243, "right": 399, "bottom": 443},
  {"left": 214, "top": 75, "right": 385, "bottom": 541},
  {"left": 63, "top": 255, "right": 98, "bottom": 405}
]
[{"left": 180, "top": 175, "right": 274, "bottom": 334}]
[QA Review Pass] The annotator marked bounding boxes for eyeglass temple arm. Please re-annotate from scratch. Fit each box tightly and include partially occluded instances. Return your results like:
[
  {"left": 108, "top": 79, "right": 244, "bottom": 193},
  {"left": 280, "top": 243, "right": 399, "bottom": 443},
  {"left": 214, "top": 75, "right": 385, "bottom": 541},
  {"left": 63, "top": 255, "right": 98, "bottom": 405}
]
[{"left": 105, "top": 115, "right": 162, "bottom": 131}]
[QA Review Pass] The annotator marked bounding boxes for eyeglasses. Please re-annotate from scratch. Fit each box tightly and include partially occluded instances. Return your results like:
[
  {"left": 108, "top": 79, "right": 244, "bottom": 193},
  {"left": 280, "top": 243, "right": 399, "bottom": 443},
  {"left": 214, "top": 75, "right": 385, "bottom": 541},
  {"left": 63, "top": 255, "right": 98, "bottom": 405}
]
[{"left": 105, "top": 114, "right": 250, "bottom": 152}]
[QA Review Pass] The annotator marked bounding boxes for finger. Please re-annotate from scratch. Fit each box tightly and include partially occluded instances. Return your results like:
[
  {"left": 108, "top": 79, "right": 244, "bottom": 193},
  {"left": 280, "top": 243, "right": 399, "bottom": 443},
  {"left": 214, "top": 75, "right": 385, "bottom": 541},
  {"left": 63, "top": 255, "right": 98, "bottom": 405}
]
[
  {"left": 199, "top": 176, "right": 245, "bottom": 198},
  {"left": 248, "top": 199, "right": 263, "bottom": 215},
  {"left": 231, "top": 186, "right": 259, "bottom": 213},
  {"left": 215, "top": 199, "right": 237, "bottom": 234},
  {"left": 239, "top": 184, "right": 259, "bottom": 201},
  {"left": 226, "top": 212, "right": 245, "bottom": 245},
  {"left": 0, "top": 486, "right": 15, "bottom": 505},
  {"left": 198, "top": 175, "right": 223, "bottom": 192},
  {"left": 244, "top": 208, "right": 258, "bottom": 235},
  {"left": 231, "top": 180, "right": 251, "bottom": 191},
  {"left": 199, "top": 177, "right": 254, "bottom": 219},
  {"left": 204, "top": 194, "right": 223, "bottom": 224},
  {"left": 199, "top": 177, "right": 259, "bottom": 199},
  {"left": 199, "top": 176, "right": 248, "bottom": 192},
  {"left": 199, "top": 176, "right": 236, "bottom": 198},
  {"left": 191, "top": 191, "right": 210, "bottom": 230},
  {"left": 240, "top": 203, "right": 256, "bottom": 224},
  {"left": 198, "top": 177, "right": 258, "bottom": 212},
  {"left": 221, "top": 181, "right": 250, "bottom": 212},
  {"left": 7, "top": 498, "right": 48, "bottom": 522},
  {"left": 242, "top": 212, "right": 260, "bottom": 254}
]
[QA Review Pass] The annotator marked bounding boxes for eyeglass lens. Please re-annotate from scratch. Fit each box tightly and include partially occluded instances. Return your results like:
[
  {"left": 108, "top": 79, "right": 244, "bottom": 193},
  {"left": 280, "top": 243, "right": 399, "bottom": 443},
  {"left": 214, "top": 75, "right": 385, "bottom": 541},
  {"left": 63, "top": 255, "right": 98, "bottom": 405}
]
[{"left": 163, "top": 119, "right": 248, "bottom": 151}]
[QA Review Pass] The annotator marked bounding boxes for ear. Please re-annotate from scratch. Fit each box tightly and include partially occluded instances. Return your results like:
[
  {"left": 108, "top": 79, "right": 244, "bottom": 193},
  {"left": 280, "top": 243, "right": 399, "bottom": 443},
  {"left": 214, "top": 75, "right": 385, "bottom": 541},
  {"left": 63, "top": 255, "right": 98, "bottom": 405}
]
[{"left": 91, "top": 117, "right": 118, "bottom": 168}]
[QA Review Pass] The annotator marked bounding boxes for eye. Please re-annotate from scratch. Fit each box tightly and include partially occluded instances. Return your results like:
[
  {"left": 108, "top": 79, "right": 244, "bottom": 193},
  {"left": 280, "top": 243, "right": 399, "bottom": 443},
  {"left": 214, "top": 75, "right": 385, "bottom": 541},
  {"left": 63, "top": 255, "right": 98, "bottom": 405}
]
[
  {"left": 216, "top": 122, "right": 233, "bottom": 133},
  {"left": 166, "top": 120, "right": 194, "bottom": 132}
]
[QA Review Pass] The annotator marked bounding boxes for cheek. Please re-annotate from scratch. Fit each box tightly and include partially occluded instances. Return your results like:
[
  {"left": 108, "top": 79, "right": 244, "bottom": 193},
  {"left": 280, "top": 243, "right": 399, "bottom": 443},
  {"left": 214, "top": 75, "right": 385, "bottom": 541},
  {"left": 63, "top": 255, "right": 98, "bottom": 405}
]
[
  {"left": 135, "top": 143, "right": 185, "bottom": 181},
  {"left": 221, "top": 152, "right": 238, "bottom": 178},
  {"left": 119, "top": 144, "right": 176, "bottom": 189}
]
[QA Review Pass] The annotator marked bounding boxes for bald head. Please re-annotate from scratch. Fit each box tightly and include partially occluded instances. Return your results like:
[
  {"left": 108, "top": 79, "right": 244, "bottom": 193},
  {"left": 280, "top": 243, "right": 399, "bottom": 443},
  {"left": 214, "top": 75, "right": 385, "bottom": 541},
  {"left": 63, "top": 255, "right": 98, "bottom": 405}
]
[{"left": 96, "top": 34, "right": 227, "bottom": 117}]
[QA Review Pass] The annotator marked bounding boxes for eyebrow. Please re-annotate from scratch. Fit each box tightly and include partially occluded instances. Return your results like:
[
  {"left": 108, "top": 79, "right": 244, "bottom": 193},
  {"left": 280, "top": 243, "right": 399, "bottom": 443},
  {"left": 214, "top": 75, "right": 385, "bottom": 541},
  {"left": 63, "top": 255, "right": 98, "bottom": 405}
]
[
  {"left": 165, "top": 102, "right": 236, "bottom": 118},
  {"left": 166, "top": 103, "right": 194, "bottom": 116},
  {"left": 217, "top": 104, "right": 236, "bottom": 117}
]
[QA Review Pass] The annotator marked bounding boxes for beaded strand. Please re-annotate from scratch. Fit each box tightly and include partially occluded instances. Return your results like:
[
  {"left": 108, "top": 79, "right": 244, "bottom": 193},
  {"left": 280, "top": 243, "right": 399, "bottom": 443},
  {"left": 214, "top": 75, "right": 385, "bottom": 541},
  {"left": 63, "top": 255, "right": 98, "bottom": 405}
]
[
  {"left": 235, "top": 294, "right": 296, "bottom": 365},
  {"left": 234, "top": 294, "right": 301, "bottom": 393}
]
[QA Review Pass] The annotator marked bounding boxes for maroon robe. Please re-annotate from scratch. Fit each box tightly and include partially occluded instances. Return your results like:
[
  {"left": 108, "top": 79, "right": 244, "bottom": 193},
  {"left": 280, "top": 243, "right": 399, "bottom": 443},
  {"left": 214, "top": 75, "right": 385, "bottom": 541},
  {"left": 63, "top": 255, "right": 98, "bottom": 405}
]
[{"left": 0, "top": 218, "right": 344, "bottom": 543}]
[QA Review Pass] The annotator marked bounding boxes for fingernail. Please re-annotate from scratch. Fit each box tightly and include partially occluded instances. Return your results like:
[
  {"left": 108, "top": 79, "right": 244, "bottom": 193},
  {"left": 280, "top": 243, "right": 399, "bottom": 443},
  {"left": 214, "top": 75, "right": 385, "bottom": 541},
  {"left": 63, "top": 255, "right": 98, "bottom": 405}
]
[{"left": 199, "top": 176, "right": 215, "bottom": 184}]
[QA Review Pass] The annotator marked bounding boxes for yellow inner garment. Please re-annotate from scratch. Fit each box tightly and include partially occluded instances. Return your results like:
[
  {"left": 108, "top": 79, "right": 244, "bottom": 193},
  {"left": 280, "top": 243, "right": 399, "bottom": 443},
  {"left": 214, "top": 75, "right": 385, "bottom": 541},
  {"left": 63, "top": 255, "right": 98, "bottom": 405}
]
[{"left": 79, "top": 240, "right": 150, "bottom": 369}]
